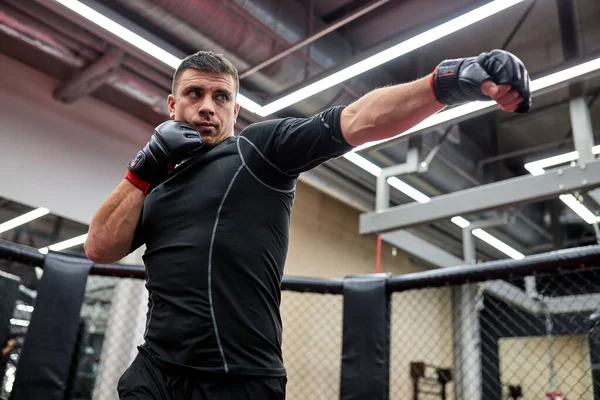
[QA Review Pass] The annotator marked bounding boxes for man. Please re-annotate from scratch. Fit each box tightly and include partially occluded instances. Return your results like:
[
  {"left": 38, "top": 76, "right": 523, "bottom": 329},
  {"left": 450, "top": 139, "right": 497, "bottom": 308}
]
[{"left": 84, "top": 49, "right": 530, "bottom": 399}]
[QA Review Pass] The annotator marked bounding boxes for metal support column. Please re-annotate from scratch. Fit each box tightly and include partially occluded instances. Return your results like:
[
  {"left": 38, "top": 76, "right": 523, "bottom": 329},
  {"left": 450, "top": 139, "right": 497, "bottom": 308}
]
[
  {"left": 569, "top": 96, "right": 600, "bottom": 208},
  {"left": 589, "top": 309, "right": 600, "bottom": 399},
  {"left": 570, "top": 97, "right": 595, "bottom": 163},
  {"left": 375, "top": 136, "right": 426, "bottom": 210},
  {"left": 452, "top": 217, "right": 506, "bottom": 400},
  {"left": 452, "top": 228, "right": 481, "bottom": 400}
]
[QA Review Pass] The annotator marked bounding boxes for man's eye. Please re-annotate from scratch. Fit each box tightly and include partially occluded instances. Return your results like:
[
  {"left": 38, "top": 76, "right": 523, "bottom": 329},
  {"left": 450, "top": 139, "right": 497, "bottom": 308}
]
[
  {"left": 189, "top": 90, "right": 200, "bottom": 98},
  {"left": 216, "top": 94, "right": 228, "bottom": 102}
]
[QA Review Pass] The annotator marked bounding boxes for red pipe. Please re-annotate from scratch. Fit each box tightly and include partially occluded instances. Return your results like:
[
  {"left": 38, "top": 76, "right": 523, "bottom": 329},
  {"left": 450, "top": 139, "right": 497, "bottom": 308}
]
[{"left": 376, "top": 234, "right": 382, "bottom": 273}]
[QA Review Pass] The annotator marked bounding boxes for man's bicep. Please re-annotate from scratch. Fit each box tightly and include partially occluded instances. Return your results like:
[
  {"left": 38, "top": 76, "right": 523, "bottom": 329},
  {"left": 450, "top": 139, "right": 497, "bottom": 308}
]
[{"left": 250, "top": 105, "right": 355, "bottom": 175}]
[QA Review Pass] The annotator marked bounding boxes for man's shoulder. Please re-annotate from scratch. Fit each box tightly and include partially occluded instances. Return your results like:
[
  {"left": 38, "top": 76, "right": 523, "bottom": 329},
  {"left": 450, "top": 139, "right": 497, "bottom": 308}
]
[{"left": 239, "top": 118, "right": 285, "bottom": 137}]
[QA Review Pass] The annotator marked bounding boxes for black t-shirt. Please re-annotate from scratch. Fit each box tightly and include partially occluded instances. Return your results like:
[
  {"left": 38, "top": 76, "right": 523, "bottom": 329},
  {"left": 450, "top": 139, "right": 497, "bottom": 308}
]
[{"left": 129, "top": 105, "right": 354, "bottom": 377}]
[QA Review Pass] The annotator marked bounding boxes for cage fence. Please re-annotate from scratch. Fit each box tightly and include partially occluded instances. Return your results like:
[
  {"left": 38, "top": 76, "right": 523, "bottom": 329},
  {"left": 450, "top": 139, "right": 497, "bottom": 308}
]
[
  {"left": 0, "top": 261, "right": 37, "bottom": 400},
  {"left": 2, "top": 239, "right": 600, "bottom": 400},
  {"left": 281, "top": 290, "right": 343, "bottom": 400},
  {"left": 389, "top": 266, "right": 600, "bottom": 400},
  {"left": 68, "top": 275, "right": 146, "bottom": 400}
]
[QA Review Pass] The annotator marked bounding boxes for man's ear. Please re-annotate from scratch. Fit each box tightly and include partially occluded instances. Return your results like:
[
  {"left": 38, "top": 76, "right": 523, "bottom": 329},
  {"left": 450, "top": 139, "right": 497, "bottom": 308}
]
[
  {"left": 234, "top": 102, "right": 240, "bottom": 123},
  {"left": 167, "top": 94, "right": 176, "bottom": 119}
]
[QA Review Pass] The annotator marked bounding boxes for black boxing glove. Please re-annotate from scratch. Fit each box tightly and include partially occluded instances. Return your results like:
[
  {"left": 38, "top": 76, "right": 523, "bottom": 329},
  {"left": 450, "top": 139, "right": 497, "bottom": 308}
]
[
  {"left": 125, "top": 120, "right": 203, "bottom": 194},
  {"left": 431, "top": 49, "right": 531, "bottom": 113}
]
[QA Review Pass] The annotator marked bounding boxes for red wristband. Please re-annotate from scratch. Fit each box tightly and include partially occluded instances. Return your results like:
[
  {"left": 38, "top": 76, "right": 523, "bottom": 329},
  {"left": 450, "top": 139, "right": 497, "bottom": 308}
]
[
  {"left": 430, "top": 66, "right": 444, "bottom": 105},
  {"left": 124, "top": 170, "right": 151, "bottom": 195}
]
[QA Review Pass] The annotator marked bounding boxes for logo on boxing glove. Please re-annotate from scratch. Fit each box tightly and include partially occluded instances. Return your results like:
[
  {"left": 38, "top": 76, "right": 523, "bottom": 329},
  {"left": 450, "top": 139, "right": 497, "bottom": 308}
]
[{"left": 128, "top": 151, "right": 146, "bottom": 171}]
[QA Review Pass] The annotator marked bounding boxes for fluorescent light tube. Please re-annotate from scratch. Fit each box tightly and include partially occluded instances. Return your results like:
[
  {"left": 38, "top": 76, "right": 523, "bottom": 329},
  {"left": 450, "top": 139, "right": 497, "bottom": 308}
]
[
  {"left": 451, "top": 216, "right": 471, "bottom": 228},
  {"left": 10, "top": 318, "right": 30, "bottom": 327},
  {"left": 387, "top": 177, "right": 430, "bottom": 203},
  {"left": 524, "top": 145, "right": 600, "bottom": 176},
  {"left": 524, "top": 147, "right": 600, "bottom": 224},
  {"left": 559, "top": 194, "right": 599, "bottom": 224},
  {"left": 531, "top": 57, "right": 600, "bottom": 92},
  {"left": 52, "top": 0, "right": 180, "bottom": 67},
  {"left": 472, "top": 228, "right": 525, "bottom": 260},
  {"left": 524, "top": 150, "right": 579, "bottom": 174},
  {"left": 53, "top": 0, "right": 600, "bottom": 128},
  {"left": 16, "top": 305, "right": 34, "bottom": 312},
  {"left": 39, "top": 233, "right": 88, "bottom": 254},
  {"left": 343, "top": 153, "right": 431, "bottom": 202},
  {"left": 258, "top": 0, "right": 524, "bottom": 115},
  {"left": 51, "top": 0, "right": 263, "bottom": 114},
  {"left": 343, "top": 152, "right": 382, "bottom": 177},
  {"left": 347, "top": 147, "right": 524, "bottom": 259},
  {"left": 0, "top": 208, "right": 50, "bottom": 234}
]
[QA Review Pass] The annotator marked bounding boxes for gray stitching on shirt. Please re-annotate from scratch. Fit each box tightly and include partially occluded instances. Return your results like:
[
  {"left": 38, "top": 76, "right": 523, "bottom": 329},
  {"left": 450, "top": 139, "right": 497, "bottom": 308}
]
[
  {"left": 208, "top": 163, "right": 245, "bottom": 373},
  {"left": 237, "top": 136, "right": 295, "bottom": 177},
  {"left": 236, "top": 137, "right": 297, "bottom": 194}
]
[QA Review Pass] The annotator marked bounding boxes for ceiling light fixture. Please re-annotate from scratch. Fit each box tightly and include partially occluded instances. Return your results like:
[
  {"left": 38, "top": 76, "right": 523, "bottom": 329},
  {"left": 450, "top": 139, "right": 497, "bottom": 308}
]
[
  {"left": 344, "top": 145, "right": 524, "bottom": 260},
  {"left": 50, "top": 0, "right": 263, "bottom": 113},
  {"left": 39, "top": 233, "right": 88, "bottom": 254},
  {"left": 52, "top": 0, "right": 600, "bottom": 127},
  {"left": 523, "top": 147, "right": 600, "bottom": 224},
  {"left": 559, "top": 194, "right": 599, "bottom": 224},
  {"left": 524, "top": 145, "right": 600, "bottom": 176},
  {"left": 257, "top": 0, "right": 525, "bottom": 115},
  {"left": 0, "top": 207, "right": 50, "bottom": 234},
  {"left": 451, "top": 216, "right": 471, "bottom": 228},
  {"left": 472, "top": 228, "right": 525, "bottom": 260}
]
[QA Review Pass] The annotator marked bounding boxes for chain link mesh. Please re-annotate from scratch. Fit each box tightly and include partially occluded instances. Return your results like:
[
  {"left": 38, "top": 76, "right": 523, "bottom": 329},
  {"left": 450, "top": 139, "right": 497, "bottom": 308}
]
[
  {"left": 390, "top": 287, "right": 455, "bottom": 399},
  {"left": 390, "top": 266, "right": 600, "bottom": 400},
  {"left": 281, "top": 291, "right": 343, "bottom": 400},
  {"left": 68, "top": 276, "right": 146, "bottom": 400},
  {"left": 67, "top": 281, "right": 344, "bottom": 400},
  {"left": 3, "top": 253, "right": 600, "bottom": 400}
]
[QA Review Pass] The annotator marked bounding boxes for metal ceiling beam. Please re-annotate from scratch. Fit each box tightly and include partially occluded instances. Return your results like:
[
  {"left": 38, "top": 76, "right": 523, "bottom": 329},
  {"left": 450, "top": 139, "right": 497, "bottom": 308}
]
[
  {"left": 380, "top": 230, "right": 463, "bottom": 268},
  {"left": 54, "top": 47, "right": 123, "bottom": 103},
  {"left": 557, "top": 0, "right": 583, "bottom": 98},
  {"left": 359, "top": 159, "right": 600, "bottom": 234},
  {"left": 239, "top": 0, "right": 391, "bottom": 79},
  {"left": 31, "top": 0, "right": 185, "bottom": 76}
]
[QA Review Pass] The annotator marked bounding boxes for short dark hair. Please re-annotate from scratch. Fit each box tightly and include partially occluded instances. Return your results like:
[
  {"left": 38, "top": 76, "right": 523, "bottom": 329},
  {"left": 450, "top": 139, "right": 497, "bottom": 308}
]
[{"left": 172, "top": 51, "right": 239, "bottom": 96}]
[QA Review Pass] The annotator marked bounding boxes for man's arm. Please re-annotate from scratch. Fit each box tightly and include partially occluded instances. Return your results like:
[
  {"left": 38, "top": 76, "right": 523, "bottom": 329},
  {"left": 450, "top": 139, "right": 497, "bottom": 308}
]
[
  {"left": 84, "top": 120, "right": 204, "bottom": 264},
  {"left": 84, "top": 180, "right": 144, "bottom": 264},
  {"left": 340, "top": 50, "right": 531, "bottom": 147},
  {"left": 340, "top": 75, "right": 443, "bottom": 147}
]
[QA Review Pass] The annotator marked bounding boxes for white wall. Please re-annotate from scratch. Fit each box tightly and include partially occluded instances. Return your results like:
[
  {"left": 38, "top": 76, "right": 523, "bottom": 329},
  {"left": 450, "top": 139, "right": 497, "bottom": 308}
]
[{"left": 0, "top": 53, "right": 153, "bottom": 225}]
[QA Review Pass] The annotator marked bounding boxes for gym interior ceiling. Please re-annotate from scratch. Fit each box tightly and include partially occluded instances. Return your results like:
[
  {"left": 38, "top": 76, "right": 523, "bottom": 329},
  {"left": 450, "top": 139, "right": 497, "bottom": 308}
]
[{"left": 1, "top": 0, "right": 600, "bottom": 274}]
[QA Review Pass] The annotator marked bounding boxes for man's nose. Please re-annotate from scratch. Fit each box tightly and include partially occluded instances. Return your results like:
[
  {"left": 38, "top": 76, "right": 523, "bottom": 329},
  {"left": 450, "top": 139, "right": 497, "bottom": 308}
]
[{"left": 198, "top": 96, "right": 215, "bottom": 115}]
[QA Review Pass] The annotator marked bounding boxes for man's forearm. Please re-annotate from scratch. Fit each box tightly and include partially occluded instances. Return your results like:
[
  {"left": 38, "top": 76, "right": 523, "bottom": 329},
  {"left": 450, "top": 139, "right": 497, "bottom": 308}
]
[
  {"left": 84, "top": 180, "right": 145, "bottom": 264},
  {"left": 340, "top": 74, "right": 444, "bottom": 147}
]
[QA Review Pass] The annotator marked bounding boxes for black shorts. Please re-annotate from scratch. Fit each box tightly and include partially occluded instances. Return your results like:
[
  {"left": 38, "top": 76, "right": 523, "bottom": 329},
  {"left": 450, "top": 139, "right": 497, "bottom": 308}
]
[{"left": 117, "top": 351, "right": 287, "bottom": 400}]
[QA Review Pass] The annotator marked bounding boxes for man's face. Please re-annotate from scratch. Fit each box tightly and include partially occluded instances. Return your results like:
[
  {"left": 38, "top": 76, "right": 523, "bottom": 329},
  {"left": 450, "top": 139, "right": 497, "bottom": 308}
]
[{"left": 168, "top": 69, "right": 240, "bottom": 147}]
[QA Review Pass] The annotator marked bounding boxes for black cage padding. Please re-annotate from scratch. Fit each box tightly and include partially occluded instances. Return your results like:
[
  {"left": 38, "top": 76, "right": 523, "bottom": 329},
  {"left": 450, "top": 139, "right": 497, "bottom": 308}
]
[
  {"left": 387, "top": 245, "right": 600, "bottom": 292},
  {"left": 340, "top": 274, "right": 391, "bottom": 400},
  {"left": 11, "top": 252, "right": 92, "bottom": 400},
  {"left": 589, "top": 311, "right": 600, "bottom": 399}
]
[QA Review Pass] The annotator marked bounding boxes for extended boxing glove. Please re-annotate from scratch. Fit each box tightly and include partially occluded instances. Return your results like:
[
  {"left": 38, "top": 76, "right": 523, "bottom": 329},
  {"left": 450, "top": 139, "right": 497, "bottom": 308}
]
[
  {"left": 431, "top": 49, "right": 531, "bottom": 113},
  {"left": 125, "top": 120, "right": 204, "bottom": 194}
]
